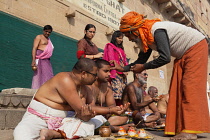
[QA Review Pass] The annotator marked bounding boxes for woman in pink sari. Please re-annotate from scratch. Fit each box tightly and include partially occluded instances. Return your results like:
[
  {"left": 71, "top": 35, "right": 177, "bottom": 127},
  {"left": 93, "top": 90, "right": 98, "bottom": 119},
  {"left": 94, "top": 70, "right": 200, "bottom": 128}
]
[{"left": 103, "top": 31, "right": 128, "bottom": 105}]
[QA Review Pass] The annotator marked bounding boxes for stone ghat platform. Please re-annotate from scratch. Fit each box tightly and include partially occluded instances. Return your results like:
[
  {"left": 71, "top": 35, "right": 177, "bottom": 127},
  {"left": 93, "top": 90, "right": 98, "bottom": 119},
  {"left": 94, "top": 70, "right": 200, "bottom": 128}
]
[{"left": 1, "top": 88, "right": 210, "bottom": 140}]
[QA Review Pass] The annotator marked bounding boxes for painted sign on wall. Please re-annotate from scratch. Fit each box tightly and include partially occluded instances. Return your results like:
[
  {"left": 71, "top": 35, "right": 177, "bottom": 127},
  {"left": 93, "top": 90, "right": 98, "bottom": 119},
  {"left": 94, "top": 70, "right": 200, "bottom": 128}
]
[{"left": 68, "top": 0, "right": 130, "bottom": 29}]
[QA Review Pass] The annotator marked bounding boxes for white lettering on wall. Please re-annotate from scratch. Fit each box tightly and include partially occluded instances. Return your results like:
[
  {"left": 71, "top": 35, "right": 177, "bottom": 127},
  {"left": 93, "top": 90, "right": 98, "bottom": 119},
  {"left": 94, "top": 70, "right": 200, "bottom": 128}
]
[{"left": 67, "top": 0, "right": 130, "bottom": 29}]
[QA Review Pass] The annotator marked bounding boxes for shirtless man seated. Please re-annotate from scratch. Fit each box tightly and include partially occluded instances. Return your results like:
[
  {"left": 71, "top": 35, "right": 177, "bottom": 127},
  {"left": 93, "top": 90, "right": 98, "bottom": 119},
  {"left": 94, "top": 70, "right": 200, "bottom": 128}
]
[
  {"left": 14, "top": 58, "right": 100, "bottom": 140},
  {"left": 86, "top": 59, "right": 132, "bottom": 132},
  {"left": 122, "top": 72, "right": 160, "bottom": 128},
  {"left": 157, "top": 93, "right": 169, "bottom": 124},
  {"left": 145, "top": 86, "right": 159, "bottom": 114}
]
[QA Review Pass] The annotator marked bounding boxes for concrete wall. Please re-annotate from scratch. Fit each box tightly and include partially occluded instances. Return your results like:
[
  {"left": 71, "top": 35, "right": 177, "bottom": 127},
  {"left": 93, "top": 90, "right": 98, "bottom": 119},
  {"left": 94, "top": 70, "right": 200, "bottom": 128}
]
[{"left": 1, "top": 0, "right": 210, "bottom": 94}]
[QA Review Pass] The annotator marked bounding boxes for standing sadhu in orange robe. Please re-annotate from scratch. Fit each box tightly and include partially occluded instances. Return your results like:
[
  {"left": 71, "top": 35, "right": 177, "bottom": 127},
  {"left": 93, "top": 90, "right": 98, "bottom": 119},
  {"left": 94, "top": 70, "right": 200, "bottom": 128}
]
[{"left": 111, "top": 11, "right": 210, "bottom": 140}]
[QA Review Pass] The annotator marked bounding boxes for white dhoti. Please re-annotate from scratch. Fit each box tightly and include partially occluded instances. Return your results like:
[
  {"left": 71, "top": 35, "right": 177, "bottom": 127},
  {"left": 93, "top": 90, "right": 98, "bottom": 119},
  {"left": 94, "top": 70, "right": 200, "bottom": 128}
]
[
  {"left": 55, "top": 113, "right": 107, "bottom": 139},
  {"left": 14, "top": 100, "right": 102, "bottom": 140},
  {"left": 59, "top": 117, "right": 95, "bottom": 139},
  {"left": 13, "top": 99, "right": 67, "bottom": 140},
  {"left": 67, "top": 111, "right": 108, "bottom": 129}
]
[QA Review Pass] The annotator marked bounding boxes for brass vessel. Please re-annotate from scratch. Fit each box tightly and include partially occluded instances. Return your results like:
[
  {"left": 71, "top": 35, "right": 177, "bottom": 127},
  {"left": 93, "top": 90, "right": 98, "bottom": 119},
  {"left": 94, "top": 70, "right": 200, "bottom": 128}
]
[
  {"left": 32, "top": 66, "right": 37, "bottom": 71},
  {"left": 99, "top": 126, "right": 111, "bottom": 137}
]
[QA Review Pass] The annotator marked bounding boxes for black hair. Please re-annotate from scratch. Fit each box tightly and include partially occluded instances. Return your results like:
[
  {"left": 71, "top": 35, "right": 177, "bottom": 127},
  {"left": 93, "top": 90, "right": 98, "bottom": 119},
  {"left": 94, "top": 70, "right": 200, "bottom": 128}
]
[
  {"left": 83, "top": 24, "right": 96, "bottom": 46},
  {"left": 110, "top": 30, "right": 124, "bottom": 49},
  {"left": 133, "top": 72, "right": 136, "bottom": 79},
  {"left": 43, "top": 25, "right": 53, "bottom": 31},
  {"left": 73, "top": 58, "right": 97, "bottom": 72},
  {"left": 95, "top": 59, "right": 110, "bottom": 69}
]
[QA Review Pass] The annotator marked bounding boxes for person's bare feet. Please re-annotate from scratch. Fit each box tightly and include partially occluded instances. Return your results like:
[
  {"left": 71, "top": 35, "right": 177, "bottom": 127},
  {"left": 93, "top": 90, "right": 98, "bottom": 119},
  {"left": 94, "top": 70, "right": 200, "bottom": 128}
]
[
  {"left": 39, "top": 129, "right": 62, "bottom": 140},
  {"left": 110, "top": 123, "right": 135, "bottom": 132},
  {"left": 133, "top": 112, "right": 144, "bottom": 125},
  {"left": 136, "top": 121, "right": 157, "bottom": 128},
  {"left": 170, "top": 133, "right": 197, "bottom": 140},
  {"left": 39, "top": 129, "right": 52, "bottom": 140},
  {"left": 145, "top": 122, "right": 157, "bottom": 128}
]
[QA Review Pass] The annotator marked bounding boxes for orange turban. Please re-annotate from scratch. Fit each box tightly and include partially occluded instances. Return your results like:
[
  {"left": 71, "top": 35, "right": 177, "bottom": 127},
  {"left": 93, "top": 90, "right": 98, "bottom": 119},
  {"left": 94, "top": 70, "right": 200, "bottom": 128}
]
[{"left": 120, "top": 11, "right": 161, "bottom": 52}]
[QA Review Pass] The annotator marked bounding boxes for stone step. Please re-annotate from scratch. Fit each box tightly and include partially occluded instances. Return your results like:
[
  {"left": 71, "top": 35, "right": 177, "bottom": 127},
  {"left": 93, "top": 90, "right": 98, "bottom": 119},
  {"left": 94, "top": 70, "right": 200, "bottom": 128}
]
[
  {"left": 0, "top": 109, "right": 26, "bottom": 130},
  {"left": 0, "top": 88, "right": 36, "bottom": 130}
]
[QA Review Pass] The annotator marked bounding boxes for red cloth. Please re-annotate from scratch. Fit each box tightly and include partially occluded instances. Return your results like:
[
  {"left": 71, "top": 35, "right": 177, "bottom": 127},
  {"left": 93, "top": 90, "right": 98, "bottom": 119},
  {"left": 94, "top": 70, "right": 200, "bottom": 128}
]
[
  {"left": 77, "top": 50, "right": 86, "bottom": 59},
  {"left": 165, "top": 39, "right": 210, "bottom": 135},
  {"left": 77, "top": 39, "right": 99, "bottom": 56}
]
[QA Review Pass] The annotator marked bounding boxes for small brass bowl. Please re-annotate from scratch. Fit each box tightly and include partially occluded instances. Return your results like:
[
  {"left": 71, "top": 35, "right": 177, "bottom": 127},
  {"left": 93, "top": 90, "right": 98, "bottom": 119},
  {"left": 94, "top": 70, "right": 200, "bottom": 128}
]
[{"left": 32, "top": 66, "right": 37, "bottom": 71}]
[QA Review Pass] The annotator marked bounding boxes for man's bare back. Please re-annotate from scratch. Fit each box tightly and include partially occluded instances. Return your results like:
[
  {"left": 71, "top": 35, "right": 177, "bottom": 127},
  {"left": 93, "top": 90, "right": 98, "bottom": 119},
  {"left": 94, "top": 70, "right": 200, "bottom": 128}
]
[
  {"left": 35, "top": 72, "right": 86, "bottom": 111},
  {"left": 35, "top": 66, "right": 99, "bottom": 115},
  {"left": 157, "top": 94, "right": 169, "bottom": 115},
  {"left": 14, "top": 58, "right": 99, "bottom": 140}
]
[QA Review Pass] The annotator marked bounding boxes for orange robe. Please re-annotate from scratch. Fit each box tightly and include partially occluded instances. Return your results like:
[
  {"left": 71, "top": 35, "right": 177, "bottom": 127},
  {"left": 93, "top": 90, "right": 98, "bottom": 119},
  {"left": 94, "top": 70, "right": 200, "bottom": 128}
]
[{"left": 165, "top": 39, "right": 210, "bottom": 135}]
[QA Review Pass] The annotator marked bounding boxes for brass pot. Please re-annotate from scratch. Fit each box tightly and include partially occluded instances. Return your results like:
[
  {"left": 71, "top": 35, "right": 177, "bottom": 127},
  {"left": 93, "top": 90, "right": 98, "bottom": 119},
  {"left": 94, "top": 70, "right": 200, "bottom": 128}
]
[
  {"left": 32, "top": 66, "right": 37, "bottom": 71},
  {"left": 99, "top": 126, "right": 111, "bottom": 137}
]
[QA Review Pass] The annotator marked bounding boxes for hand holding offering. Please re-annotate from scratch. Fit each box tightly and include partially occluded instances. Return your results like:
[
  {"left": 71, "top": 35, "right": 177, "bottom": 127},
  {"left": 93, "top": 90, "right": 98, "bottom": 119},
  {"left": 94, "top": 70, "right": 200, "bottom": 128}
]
[{"left": 109, "top": 60, "right": 124, "bottom": 72}]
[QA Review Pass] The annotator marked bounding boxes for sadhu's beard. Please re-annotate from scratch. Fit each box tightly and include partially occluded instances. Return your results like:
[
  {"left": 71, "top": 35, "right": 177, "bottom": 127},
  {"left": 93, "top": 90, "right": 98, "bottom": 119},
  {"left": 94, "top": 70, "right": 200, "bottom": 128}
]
[
  {"left": 134, "top": 38, "right": 144, "bottom": 52},
  {"left": 137, "top": 76, "right": 146, "bottom": 86}
]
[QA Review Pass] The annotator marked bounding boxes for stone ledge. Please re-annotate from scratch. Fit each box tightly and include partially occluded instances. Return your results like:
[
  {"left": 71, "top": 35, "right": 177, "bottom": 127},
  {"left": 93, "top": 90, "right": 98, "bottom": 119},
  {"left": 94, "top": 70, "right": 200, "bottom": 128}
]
[
  {"left": 0, "top": 94, "right": 32, "bottom": 109},
  {"left": 0, "top": 109, "right": 26, "bottom": 130},
  {"left": 1, "top": 88, "right": 37, "bottom": 96},
  {"left": 0, "top": 88, "right": 35, "bottom": 109}
]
